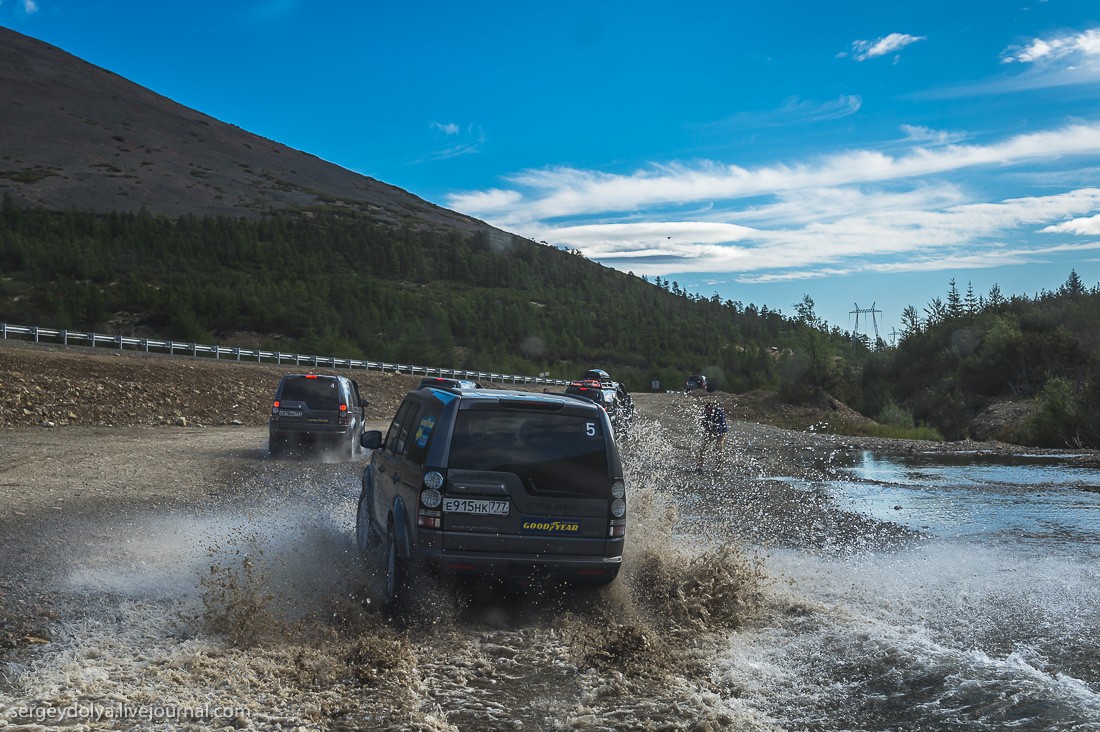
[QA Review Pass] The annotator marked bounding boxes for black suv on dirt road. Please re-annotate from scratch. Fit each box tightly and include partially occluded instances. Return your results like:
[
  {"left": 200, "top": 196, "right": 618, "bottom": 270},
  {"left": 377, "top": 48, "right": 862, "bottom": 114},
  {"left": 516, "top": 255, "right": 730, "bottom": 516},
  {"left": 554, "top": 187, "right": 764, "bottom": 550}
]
[
  {"left": 356, "top": 386, "right": 627, "bottom": 611},
  {"left": 268, "top": 373, "right": 366, "bottom": 458}
]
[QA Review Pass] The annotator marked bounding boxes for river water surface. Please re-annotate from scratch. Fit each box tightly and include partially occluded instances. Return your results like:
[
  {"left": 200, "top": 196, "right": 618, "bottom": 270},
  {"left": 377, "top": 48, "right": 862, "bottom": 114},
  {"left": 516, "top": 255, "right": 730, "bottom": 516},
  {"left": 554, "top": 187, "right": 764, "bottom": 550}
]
[{"left": 727, "top": 450, "right": 1100, "bottom": 731}]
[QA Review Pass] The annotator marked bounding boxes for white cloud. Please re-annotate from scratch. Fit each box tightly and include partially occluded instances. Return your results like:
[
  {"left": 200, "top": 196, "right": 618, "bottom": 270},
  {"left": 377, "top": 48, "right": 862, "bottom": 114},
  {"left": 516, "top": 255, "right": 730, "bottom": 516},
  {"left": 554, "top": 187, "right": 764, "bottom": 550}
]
[
  {"left": 431, "top": 121, "right": 460, "bottom": 136},
  {"left": 1003, "top": 28, "right": 1100, "bottom": 64},
  {"left": 517, "top": 189, "right": 1100, "bottom": 281},
  {"left": 445, "top": 122, "right": 1100, "bottom": 285},
  {"left": 449, "top": 122, "right": 1100, "bottom": 229},
  {"left": 1042, "top": 213, "right": 1100, "bottom": 235},
  {"left": 900, "top": 124, "right": 967, "bottom": 145},
  {"left": 23, "top": 0, "right": 38, "bottom": 12},
  {"left": 847, "top": 33, "right": 925, "bottom": 62}
]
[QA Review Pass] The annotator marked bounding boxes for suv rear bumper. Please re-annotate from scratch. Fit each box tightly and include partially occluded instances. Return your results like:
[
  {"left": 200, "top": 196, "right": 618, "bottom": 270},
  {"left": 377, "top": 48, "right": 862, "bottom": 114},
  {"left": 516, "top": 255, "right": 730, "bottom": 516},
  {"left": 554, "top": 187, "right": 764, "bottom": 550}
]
[
  {"left": 269, "top": 423, "right": 353, "bottom": 437},
  {"left": 415, "top": 546, "right": 622, "bottom": 584}
]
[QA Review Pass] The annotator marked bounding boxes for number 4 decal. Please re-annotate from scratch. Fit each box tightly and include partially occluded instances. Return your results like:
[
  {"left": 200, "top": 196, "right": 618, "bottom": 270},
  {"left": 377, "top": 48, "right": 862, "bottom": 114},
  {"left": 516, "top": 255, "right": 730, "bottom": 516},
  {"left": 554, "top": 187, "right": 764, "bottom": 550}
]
[{"left": 586, "top": 422, "right": 596, "bottom": 437}]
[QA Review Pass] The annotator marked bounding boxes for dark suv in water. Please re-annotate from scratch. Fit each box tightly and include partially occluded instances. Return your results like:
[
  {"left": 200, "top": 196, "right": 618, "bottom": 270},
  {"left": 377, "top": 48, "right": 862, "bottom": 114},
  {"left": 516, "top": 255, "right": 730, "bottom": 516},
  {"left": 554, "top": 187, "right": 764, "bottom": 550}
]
[
  {"left": 268, "top": 373, "right": 366, "bottom": 458},
  {"left": 356, "top": 386, "right": 627, "bottom": 610},
  {"left": 564, "top": 378, "right": 635, "bottom": 436}
]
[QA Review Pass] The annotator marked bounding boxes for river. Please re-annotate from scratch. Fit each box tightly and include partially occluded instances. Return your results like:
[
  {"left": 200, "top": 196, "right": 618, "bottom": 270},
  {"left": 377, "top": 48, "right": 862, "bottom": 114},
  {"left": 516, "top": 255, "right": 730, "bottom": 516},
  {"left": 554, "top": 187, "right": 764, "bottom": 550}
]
[{"left": 718, "top": 450, "right": 1100, "bottom": 731}]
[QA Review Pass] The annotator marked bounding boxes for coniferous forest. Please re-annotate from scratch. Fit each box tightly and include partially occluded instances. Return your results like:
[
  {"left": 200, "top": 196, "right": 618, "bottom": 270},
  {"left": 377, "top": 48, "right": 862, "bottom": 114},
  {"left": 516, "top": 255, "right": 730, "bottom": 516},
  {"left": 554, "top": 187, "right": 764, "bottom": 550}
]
[
  {"left": 3, "top": 197, "right": 1100, "bottom": 448},
  {"left": 0, "top": 199, "right": 851, "bottom": 393}
]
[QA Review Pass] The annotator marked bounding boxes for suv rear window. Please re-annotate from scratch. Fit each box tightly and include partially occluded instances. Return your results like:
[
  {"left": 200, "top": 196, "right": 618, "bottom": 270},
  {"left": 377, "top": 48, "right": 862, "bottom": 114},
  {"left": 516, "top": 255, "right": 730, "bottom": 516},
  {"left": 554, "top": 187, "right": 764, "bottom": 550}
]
[
  {"left": 279, "top": 377, "right": 342, "bottom": 409},
  {"left": 448, "top": 411, "right": 610, "bottom": 498}
]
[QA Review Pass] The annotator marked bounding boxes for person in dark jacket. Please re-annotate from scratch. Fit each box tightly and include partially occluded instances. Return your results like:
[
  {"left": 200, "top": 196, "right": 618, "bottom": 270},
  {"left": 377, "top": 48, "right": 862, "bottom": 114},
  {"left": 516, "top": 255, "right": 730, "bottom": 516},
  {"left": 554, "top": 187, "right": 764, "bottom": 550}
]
[{"left": 696, "top": 398, "right": 728, "bottom": 472}]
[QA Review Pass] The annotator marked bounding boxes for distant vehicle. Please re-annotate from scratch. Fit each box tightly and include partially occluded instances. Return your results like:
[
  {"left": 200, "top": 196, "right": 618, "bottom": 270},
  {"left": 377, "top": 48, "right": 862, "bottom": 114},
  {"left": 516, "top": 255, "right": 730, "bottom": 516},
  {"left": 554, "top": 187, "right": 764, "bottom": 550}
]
[
  {"left": 356, "top": 387, "right": 626, "bottom": 613},
  {"left": 582, "top": 368, "right": 612, "bottom": 384},
  {"left": 685, "top": 374, "right": 708, "bottom": 392},
  {"left": 565, "top": 378, "right": 635, "bottom": 436},
  {"left": 268, "top": 373, "right": 366, "bottom": 458},
  {"left": 417, "top": 376, "right": 481, "bottom": 390}
]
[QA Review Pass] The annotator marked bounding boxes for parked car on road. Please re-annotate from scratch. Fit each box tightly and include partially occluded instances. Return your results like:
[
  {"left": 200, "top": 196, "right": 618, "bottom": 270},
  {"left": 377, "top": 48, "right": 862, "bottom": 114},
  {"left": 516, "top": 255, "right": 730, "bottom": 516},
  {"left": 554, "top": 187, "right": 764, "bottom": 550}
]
[
  {"left": 356, "top": 387, "right": 627, "bottom": 612},
  {"left": 685, "top": 374, "right": 709, "bottom": 392},
  {"left": 417, "top": 376, "right": 481, "bottom": 390},
  {"left": 268, "top": 373, "right": 366, "bottom": 458}
]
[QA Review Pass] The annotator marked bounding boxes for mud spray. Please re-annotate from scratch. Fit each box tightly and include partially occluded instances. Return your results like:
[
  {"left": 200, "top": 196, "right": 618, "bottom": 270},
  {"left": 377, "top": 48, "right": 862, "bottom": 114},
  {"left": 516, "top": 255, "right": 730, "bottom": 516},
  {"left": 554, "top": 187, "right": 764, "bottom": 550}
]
[{"left": 0, "top": 407, "right": 787, "bottom": 730}]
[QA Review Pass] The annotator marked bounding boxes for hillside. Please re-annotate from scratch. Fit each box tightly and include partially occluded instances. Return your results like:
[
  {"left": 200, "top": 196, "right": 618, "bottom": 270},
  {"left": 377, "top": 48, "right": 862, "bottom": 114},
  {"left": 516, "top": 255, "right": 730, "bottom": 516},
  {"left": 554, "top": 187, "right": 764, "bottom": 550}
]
[{"left": 0, "top": 26, "right": 492, "bottom": 233}]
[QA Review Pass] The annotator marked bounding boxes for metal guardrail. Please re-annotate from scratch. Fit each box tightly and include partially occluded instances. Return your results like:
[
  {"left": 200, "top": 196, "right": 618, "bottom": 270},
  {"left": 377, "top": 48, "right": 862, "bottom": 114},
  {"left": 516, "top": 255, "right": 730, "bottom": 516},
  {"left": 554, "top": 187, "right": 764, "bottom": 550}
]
[{"left": 0, "top": 322, "right": 570, "bottom": 387}]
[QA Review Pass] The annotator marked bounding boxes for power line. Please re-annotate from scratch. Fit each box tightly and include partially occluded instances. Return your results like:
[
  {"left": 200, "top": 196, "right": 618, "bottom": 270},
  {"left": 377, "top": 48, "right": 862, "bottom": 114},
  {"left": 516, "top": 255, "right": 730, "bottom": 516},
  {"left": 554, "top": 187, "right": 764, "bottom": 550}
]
[{"left": 849, "top": 302, "right": 882, "bottom": 346}]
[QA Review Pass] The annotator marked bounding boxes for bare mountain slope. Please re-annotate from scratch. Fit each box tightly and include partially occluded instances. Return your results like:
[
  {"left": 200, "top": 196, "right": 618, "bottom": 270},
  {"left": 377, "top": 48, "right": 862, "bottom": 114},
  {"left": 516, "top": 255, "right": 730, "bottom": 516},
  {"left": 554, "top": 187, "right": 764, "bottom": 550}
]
[{"left": 0, "top": 26, "right": 493, "bottom": 232}]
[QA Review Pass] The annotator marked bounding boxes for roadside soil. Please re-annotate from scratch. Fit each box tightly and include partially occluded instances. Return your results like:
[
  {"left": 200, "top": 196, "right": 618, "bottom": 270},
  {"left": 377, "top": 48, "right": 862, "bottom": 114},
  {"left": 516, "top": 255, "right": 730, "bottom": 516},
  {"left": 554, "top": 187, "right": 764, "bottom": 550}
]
[{"left": 1, "top": 340, "right": 1096, "bottom": 729}]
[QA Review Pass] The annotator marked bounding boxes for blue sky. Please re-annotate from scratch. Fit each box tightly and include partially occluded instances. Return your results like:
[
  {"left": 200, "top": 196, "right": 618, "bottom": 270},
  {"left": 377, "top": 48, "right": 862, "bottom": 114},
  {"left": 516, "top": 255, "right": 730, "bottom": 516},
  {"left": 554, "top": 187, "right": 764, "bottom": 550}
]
[{"left": 4, "top": 1, "right": 1100, "bottom": 337}]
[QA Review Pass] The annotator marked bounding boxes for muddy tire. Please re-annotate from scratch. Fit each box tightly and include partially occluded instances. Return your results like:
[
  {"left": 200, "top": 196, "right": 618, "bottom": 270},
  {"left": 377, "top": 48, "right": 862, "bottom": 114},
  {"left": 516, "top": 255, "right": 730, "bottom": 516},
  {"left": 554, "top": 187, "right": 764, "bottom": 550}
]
[
  {"left": 268, "top": 434, "right": 285, "bottom": 458},
  {"left": 355, "top": 473, "right": 379, "bottom": 551},
  {"left": 383, "top": 522, "right": 411, "bottom": 615}
]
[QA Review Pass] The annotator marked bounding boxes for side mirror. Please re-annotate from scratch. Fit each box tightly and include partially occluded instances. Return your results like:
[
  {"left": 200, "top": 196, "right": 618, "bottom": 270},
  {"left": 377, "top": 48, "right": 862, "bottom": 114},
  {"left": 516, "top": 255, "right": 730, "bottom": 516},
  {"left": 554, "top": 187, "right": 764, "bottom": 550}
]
[{"left": 360, "top": 430, "right": 383, "bottom": 450}]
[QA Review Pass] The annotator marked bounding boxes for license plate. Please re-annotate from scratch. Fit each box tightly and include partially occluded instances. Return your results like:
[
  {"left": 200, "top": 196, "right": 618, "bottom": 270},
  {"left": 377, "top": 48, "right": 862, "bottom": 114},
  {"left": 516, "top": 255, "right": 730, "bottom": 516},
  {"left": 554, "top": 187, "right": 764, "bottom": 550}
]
[
  {"left": 443, "top": 498, "right": 510, "bottom": 516},
  {"left": 279, "top": 409, "right": 303, "bottom": 417}
]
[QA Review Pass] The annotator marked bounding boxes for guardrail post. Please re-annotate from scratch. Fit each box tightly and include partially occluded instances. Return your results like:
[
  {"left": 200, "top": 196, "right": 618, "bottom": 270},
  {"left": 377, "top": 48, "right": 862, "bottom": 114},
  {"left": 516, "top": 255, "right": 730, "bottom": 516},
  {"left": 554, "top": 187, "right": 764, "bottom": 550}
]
[
  {"left": 30, "top": 326, "right": 38, "bottom": 343},
  {"left": 1, "top": 323, "right": 5, "bottom": 339},
  {"left": 233, "top": 347, "right": 240, "bottom": 362},
  {"left": 90, "top": 331, "right": 96, "bottom": 348},
  {"left": 115, "top": 334, "right": 123, "bottom": 350},
  {"left": 61, "top": 329, "right": 68, "bottom": 345}
]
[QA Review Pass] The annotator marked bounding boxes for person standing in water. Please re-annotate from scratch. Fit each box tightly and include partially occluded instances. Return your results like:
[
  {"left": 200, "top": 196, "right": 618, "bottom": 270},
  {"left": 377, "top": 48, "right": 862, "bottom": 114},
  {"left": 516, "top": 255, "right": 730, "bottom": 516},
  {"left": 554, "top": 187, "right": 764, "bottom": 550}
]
[{"left": 696, "top": 397, "right": 728, "bottom": 472}]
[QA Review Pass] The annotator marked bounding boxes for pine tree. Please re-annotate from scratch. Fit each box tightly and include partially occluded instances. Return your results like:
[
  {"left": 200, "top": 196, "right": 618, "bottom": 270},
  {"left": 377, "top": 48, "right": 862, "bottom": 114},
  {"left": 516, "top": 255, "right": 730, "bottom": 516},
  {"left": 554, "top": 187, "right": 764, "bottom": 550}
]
[
  {"left": 964, "top": 281, "right": 978, "bottom": 315},
  {"left": 947, "top": 279, "right": 962, "bottom": 318}
]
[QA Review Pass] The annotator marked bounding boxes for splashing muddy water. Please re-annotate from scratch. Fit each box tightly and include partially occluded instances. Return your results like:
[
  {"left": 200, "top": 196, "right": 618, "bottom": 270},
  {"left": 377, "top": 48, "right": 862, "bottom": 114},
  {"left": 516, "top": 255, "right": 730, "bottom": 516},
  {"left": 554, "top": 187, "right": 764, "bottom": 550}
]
[{"left": 2, "top": 394, "right": 1098, "bottom": 730}]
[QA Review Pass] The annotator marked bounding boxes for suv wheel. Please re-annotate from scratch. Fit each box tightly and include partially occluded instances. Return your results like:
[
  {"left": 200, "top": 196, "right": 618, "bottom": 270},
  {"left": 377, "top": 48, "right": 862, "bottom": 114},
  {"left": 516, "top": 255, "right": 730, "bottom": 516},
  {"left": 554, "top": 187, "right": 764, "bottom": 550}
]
[
  {"left": 268, "top": 434, "right": 285, "bottom": 458},
  {"left": 355, "top": 473, "right": 379, "bottom": 551},
  {"left": 383, "top": 522, "right": 410, "bottom": 613}
]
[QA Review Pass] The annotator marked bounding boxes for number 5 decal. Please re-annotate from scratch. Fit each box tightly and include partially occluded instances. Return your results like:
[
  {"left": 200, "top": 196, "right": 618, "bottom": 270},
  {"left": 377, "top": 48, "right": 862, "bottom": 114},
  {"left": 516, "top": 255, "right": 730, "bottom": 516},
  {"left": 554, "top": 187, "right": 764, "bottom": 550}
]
[{"left": 586, "top": 422, "right": 596, "bottom": 437}]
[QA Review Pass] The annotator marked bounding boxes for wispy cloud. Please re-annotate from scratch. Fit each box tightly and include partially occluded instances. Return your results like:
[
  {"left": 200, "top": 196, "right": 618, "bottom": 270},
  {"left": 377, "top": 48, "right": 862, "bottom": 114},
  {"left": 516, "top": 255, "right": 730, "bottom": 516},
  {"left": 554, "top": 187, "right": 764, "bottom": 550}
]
[
  {"left": 447, "top": 122, "right": 1100, "bottom": 283},
  {"left": 698, "top": 95, "right": 862, "bottom": 131},
  {"left": 431, "top": 121, "right": 460, "bottom": 136},
  {"left": 414, "top": 123, "right": 485, "bottom": 163},
  {"left": 966, "top": 27, "right": 1100, "bottom": 93},
  {"left": 0, "top": 0, "right": 41, "bottom": 15},
  {"left": 450, "top": 122, "right": 1100, "bottom": 227},
  {"left": 1003, "top": 28, "right": 1100, "bottom": 64},
  {"left": 842, "top": 33, "right": 925, "bottom": 62},
  {"left": 900, "top": 124, "right": 968, "bottom": 145}
]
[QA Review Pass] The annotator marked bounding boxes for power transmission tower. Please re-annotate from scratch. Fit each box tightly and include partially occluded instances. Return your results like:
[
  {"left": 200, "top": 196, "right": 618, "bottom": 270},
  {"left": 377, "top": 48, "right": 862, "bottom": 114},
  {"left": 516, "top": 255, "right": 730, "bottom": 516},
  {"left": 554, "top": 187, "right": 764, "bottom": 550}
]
[{"left": 849, "top": 302, "right": 882, "bottom": 347}]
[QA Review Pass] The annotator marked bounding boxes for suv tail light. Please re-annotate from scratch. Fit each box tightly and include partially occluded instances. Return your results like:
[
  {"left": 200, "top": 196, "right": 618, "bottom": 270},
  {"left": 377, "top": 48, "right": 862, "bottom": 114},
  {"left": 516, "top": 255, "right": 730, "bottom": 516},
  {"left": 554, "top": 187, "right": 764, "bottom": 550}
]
[
  {"left": 609, "top": 481, "right": 626, "bottom": 537},
  {"left": 338, "top": 402, "right": 348, "bottom": 425},
  {"left": 418, "top": 472, "right": 444, "bottom": 528}
]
